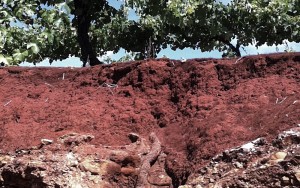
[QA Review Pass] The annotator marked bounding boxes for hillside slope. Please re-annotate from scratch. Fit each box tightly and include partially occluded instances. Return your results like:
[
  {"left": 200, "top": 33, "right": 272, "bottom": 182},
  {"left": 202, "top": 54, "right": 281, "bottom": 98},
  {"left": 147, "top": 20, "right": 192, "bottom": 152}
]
[{"left": 0, "top": 53, "right": 299, "bottom": 187}]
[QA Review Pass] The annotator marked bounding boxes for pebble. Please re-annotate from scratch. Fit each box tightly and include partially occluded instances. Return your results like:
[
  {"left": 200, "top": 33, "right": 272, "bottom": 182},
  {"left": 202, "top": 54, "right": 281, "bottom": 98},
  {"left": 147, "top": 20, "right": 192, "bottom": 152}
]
[
  {"left": 178, "top": 186, "right": 193, "bottom": 188},
  {"left": 282, "top": 176, "right": 289, "bottom": 183},
  {"left": 295, "top": 171, "right": 300, "bottom": 182},
  {"left": 272, "top": 151, "right": 287, "bottom": 160},
  {"left": 269, "top": 151, "right": 287, "bottom": 164},
  {"left": 41, "top": 139, "right": 53, "bottom": 145},
  {"left": 235, "top": 162, "right": 243, "bottom": 168}
]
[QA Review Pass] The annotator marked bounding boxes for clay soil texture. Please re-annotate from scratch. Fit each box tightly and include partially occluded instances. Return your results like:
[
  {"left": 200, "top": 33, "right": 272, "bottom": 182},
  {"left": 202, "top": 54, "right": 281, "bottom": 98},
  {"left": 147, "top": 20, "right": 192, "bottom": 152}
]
[{"left": 0, "top": 52, "right": 299, "bottom": 187}]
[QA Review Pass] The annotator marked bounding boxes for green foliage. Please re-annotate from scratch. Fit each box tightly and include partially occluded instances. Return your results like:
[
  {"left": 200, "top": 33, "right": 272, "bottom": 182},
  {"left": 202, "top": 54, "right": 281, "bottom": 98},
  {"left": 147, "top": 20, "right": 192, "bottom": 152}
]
[
  {"left": 0, "top": 0, "right": 124, "bottom": 65},
  {"left": 0, "top": 0, "right": 78, "bottom": 65},
  {"left": 103, "top": 52, "right": 136, "bottom": 64},
  {"left": 127, "top": 0, "right": 300, "bottom": 57},
  {"left": 0, "top": 0, "right": 299, "bottom": 65}
]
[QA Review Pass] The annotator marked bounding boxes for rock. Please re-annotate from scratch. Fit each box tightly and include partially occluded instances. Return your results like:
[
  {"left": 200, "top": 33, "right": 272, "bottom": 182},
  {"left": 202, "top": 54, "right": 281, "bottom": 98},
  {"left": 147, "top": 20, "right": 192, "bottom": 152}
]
[
  {"left": 295, "top": 170, "right": 300, "bottom": 182},
  {"left": 147, "top": 172, "right": 172, "bottom": 186},
  {"left": 269, "top": 151, "right": 287, "bottom": 164},
  {"left": 87, "top": 177, "right": 111, "bottom": 188},
  {"left": 273, "top": 128, "right": 300, "bottom": 147},
  {"left": 80, "top": 158, "right": 103, "bottom": 175},
  {"left": 80, "top": 158, "right": 121, "bottom": 175},
  {"left": 66, "top": 152, "right": 78, "bottom": 167},
  {"left": 109, "top": 150, "right": 141, "bottom": 168},
  {"left": 186, "top": 174, "right": 204, "bottom": 185},
  {"left": 182, "top": 128, "right": 300, "bottom": 188},
  {"left": 178, "top": 186, "right": 193, "bottom": 188},
  {"left": 0, "top": 133, "right": 162, "bottom": 187},
  {"left": 59, "top": 133, "right": 94, "bottom": 146},
  {"left": 273, "top": 152, "right": 287, "bottom": 160},
  {"left": 282, "top": 176, "right": 289, "bottom": 183},
  {"left": 240, "top": 142, "right": 255, "bottom": 153},
  {"left": 109, "top": 150, "right": 130, "bottom": 163},
  {"left": 41, "top": 138, "right": 53, "bottom": 145},
  {"left": 234, "top": 162, "right": 243, "bottom": 168},
  {"left": 0, "top": 155, "right": 12, "bottom": 167},
  {"left": 147, "top": 153, "right": 172, "bottom": 186}
]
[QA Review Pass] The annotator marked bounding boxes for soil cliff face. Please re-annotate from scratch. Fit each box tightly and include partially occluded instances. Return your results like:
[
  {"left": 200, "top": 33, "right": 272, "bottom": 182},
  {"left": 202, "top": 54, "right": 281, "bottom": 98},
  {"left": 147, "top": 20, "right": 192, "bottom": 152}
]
[{"left": 0, "top": 53, "right": 299, "bottom": 187}]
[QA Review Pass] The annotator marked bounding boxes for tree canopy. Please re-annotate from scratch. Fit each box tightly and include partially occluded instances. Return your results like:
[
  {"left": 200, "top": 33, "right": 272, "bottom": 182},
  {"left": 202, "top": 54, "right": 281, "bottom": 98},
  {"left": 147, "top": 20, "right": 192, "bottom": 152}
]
[{"left": 0, "top": 0, "right": 299, "bottom": 66}]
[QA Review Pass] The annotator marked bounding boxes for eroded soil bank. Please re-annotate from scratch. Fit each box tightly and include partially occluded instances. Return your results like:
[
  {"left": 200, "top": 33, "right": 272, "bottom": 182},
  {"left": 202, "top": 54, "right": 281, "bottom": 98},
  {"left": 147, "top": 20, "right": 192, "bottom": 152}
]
[{"left": 0, "top": 53, "right": 299, "bottom": 187}]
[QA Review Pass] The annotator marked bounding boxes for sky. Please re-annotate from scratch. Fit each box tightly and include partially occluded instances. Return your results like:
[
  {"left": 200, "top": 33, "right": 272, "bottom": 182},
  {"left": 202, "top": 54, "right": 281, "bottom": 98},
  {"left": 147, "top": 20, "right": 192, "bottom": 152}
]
[{"left": 21, "top": 0, "right": 300, "bottom": 67}]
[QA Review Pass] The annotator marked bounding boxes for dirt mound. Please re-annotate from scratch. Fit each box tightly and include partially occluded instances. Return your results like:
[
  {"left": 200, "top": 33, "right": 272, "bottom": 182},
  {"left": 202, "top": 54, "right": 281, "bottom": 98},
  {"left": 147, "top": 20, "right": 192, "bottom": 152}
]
[{"left": 0, "top": 52, "right": 299, "bottom": 187}]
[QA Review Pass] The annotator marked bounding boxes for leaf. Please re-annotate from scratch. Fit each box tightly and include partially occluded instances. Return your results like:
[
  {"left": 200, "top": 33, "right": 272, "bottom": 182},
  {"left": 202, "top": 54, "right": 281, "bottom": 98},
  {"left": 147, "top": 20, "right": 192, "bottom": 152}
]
[
  {"left": 57, "top": 2, "right": 71, "bottom": 14},
  {"left": 0, "top": 55, "right": 9, "bottom": 65},
  {"left": 27, "top": 43, "right": 40, "bottom": 54},
  {"left": 0, "top": 11, "right": 8, "bottom": 18},
  {"left": 292, "top": 30, "right": 298, "bottom": 37},
  {"left": 54, "top": 18, "right": 62, "bottom": 27},
  {"left": 12, "top": 50, "right": 25, "bottom": 62},
  {"left": 45, "top": 31, "right": 54, "bottom": 43},
  {"left": 22, "top": 50, "right": 29, "bottom": 57}
]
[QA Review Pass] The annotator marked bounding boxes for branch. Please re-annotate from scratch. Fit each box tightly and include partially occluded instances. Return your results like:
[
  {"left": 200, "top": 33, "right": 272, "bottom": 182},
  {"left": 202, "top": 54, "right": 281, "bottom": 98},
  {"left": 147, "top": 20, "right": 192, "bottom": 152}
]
[{"left": 213, "top": 36, "right": 241, "bottom": 57}]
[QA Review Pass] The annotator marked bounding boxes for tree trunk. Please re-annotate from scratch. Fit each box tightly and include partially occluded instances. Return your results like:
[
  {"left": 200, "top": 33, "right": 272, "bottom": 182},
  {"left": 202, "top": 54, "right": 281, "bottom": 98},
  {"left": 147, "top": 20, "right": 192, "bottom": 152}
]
[
  {"left": 214, "top": 36, "right": 241, "bottom": 57},
  {"left": 74, "top": 0, "right": 103, "bottom": 67},
  {"left": 226, "top": 41, "right": 241, "bottom": 57}
]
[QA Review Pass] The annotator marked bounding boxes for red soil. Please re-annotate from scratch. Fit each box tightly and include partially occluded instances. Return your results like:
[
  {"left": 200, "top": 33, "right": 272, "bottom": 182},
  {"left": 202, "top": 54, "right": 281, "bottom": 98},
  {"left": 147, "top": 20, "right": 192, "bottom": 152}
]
[{"left": 0, "top": 53, "right": 299, "bottom": 184}]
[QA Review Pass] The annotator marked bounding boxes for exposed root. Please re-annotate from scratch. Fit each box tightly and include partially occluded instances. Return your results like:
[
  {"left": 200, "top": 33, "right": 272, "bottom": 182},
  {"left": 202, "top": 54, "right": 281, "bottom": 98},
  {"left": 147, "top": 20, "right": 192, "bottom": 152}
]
[{"left": 137, "top": 132, "right": 161, "bottom": 187}]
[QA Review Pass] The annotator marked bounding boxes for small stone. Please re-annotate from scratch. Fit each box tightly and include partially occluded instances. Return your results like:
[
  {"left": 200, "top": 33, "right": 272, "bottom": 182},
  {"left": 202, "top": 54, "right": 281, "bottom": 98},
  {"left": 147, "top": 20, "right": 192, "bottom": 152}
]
[
  {"left": 235, "top": 162, "right": 243, "bottom": 168},
  {"left": 269, "top": 151, "right": 287, "bottom": 164},
  {"left": 0, "top": 155, "right": 12, "bottom": 166},
  {"left": 41, "top": 139, "right": 53, "bottom": 145},
  {"left": 66, "top": 152, "right": 78, "bottom": 167},
  {"left": 274, "top": 181, "right": 281, "bottom": 187},
  {"left": 28, "top": 161, "right": 46, "bottom": 170},
  {"left": 88, "top": 175, "right": 101, "bottom": 184},
  {"left": 147, "top": 169, "right": 172, "bottom": 186},
  {"left": 80, "top": 159, "right": 102, "bottom": 175},
  {"left": 274, "top": 152, "right": 287, "bottom": 160},
  {"left": 39, "top": 171, "right": 47, "bottom": 177},
  {"left": 80, "top": 158, "right": 120, "bottom": 176},
  {"left": 186, "top": 175, "right": 204, "bottom": 185},
  {"left": 282, "top": 176, "right": 289, "bottom": 183},
  {"left": 241, "top": 142, "right": 255, "bottom": 152},
  {"left": 295, "top": 171, "right": 300, "bottom": 182}
]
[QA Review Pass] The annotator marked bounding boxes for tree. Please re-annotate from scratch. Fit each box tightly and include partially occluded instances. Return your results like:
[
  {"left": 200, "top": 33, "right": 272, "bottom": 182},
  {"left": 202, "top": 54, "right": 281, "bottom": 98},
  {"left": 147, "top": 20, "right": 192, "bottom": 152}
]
[
  {"left": 128, "top": 0, "right": 299, "bottom": 57},
  {"left": 1, "top": 0, "right": 299, "bottom": 66},
  {"left": 0, "top": 0, "right": 77, "bottom": 65},
  {"left": 0, "top": 0, "right": 123, "bottom": 66},
  {"left": 72, "top": 0, "right": 123, "bottom": 66},
  {"left": 219, "top": 0, "right": 300, "bottom": 56}
]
